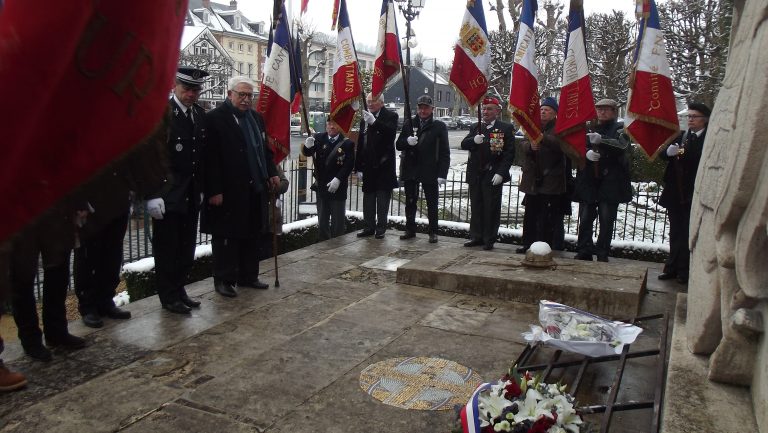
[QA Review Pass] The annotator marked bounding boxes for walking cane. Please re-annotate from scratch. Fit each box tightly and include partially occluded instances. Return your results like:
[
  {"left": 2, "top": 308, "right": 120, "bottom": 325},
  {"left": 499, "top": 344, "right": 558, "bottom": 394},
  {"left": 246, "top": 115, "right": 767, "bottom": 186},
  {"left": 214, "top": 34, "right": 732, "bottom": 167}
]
[{"left": 271, "top": 189, "right": 280, "bottom": 288}]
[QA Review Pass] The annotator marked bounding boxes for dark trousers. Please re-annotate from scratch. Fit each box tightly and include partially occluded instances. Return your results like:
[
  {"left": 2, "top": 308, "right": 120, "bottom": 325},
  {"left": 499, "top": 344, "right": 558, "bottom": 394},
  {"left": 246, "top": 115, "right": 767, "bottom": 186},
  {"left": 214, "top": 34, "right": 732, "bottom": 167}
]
[
  {"left": 404, "top": 180, "right": 439, "bottom": 234},
  {"left": 74, "top": 211, "right": 129, "bottom": 314},
  {"left": 665, "top": 204, "right": 691, "bottom": 278},
  {"left": 576, "top": 201, "right": 618, "bottom": 258},
  {"left": 468, "top": 172, "right": 503, "bottom": 245},
  {"left": 11, "top": 248, "right": 70, "bottom": 347},
  {"left": 521, "top": 193, "right": 564, "bottom": 250},
  {"left": 363, "top": 190, "right": 391, "bottom": 233},
  {"left": 317, "top": 196, "right": 346, "bottom": 240},
  {"left": 151, "top": 210, "right": 199, "bottom": 305},
  {"left": 211, "top": 236, "right": 263, "bottom": 284}
]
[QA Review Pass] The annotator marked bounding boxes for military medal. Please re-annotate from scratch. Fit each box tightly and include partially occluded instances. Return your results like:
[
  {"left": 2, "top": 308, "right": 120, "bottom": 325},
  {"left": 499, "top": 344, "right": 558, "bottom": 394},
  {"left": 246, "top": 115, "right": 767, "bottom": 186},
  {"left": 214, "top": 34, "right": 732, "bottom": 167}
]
[
  {"left": 173, "top": 108, "right": 179, "bottom": 116},
  {"left": 176, "top": 143, "right": 183, "bottom": 152},
  {"left": 489, "top": 131, "right": 504, "bottom": 154}
]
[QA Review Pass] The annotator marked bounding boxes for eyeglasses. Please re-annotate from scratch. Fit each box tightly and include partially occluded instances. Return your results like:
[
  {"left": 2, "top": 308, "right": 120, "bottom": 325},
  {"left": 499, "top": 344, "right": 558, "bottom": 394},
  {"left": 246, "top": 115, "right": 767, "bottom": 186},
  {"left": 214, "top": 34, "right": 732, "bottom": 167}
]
[
  {"left": 234, "top": 91, "right": 254, "bottom": 99},
  {"left": 686, "top": 115, "right": 706, "bottom": 119}
]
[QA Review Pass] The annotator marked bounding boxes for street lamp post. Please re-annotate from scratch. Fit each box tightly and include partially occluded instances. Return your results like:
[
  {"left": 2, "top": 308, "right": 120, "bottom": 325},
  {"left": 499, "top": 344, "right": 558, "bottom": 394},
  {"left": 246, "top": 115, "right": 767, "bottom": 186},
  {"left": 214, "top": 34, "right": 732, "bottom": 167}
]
[{"left": 395, "top": 0, "right": 426, "bottom": 120}]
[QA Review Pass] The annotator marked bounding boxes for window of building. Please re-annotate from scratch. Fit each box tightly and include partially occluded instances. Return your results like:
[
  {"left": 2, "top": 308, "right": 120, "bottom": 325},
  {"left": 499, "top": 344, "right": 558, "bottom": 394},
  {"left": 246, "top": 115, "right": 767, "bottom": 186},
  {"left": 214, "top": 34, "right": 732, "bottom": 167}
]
[
  {"left": 446, "top": 92, "right": 451, "bottom": 102},
  {"left": 228, "top": 41, "right": 234, "bottom": 50},
  {"left": 247, "top": 44, "right": 253, "bottom": 54},
  {"left": 203, "top": 10, "right": 210, "bottom": 24},
  {"left": 239, "top": 43, "right": 244, "bottom": 52},
  {"left": 437, "top": 90, "right": 442, "bottom": 102},
  {"left": 313, "top": 83, "right": 323, "bottom": 92},
  {"left": 247, "top": 63, "right": 253, "bottom": 77},
  {"left": 234, "top": 15, "right": 242, "bottom": 30},
  {"left": 238, "top": 62, "right": 244, "bottom": 73}
]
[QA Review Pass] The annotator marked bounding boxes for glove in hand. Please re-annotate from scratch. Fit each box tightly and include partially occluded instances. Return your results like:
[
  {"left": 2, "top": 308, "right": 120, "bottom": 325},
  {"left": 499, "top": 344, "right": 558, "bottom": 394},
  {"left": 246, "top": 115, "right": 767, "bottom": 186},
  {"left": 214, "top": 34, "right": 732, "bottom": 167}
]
[
  {"left": 491, "top": 174, "right": 503, "bottom": 186},
  {"left": 586, "top": 149, "right": 601, "bottom": 162},
  {"left": 473, "top": 134, "right": 484, "bottom": 144},
  {"left": 147, "top": 198, "right": 165, "bottom": 220},
  {"left": 304, "top": 136, "right": 315, "bottom": 148},
  {"left": 407, "top": 136, "right": 418, "bottom": 146}
]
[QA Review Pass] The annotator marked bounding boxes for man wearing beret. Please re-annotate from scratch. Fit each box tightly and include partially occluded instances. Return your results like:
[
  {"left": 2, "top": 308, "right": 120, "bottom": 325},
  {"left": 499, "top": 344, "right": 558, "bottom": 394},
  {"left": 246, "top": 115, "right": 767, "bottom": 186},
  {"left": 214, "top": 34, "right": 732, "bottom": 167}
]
[
  {"left": 658, "top": 102, "right": 710, "bottom": 284},
  {"left": 396, "top": 95, "right": 451, "bottom": 243},
  {"left": 145, "top": 66, "right": 209, "bottom": 314},
  {"left": 303, "top": 119, "right": 355, "bottom": 240},
  {"left": 461, "top": 96, "right": 516, "bottom": 250},
  {"left": 573, "top": 98, "right": 632, "bottom": 262},
  {"left": 517, "top": 97, "right": 569, "bottom": 253}
]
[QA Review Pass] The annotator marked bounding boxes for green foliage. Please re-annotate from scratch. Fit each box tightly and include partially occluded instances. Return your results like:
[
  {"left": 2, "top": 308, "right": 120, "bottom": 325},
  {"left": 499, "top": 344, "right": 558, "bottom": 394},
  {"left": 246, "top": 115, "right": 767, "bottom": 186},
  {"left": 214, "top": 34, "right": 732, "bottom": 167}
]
[{"left": 629, "top": 145, "right": 666, "bottom": 183}]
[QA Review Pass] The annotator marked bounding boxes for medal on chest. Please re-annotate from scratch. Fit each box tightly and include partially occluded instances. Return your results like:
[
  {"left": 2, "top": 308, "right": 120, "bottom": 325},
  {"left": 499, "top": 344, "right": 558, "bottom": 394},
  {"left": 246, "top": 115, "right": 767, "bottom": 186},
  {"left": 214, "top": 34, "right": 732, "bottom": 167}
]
[{"left": 489, "top": 131, "right": 504, "bottom": 154}]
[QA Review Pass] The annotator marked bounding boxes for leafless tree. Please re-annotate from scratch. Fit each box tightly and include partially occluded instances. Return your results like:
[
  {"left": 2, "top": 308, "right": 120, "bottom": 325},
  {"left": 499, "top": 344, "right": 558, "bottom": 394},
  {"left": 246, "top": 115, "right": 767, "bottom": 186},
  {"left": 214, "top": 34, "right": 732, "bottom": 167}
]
[
  {"left": 585, "top": 11, "right": 635, "bottom": 104},
  {"left": 535, "top": 0, "right": 566, "bottom": 97}
]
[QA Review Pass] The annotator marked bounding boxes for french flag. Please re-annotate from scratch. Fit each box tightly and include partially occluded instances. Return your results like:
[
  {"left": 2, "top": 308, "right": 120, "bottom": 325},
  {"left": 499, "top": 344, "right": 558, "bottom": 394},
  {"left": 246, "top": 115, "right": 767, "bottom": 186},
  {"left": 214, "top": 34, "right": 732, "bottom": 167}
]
[
  {"left": 329, "top": 0, "right": 362, "bottom": 134},
  {"left": 555, "top": 0, "right": 596, "bottom": 156},
  {"left": 625, "top": 0, "right": 679, "bottom": 158},
  {"left": 371, "top": 0, "right": 401, "bottom": 100},
  {"left": 449, "top": 0, "right": 490, "bottom": 107},
  {"left": 290, "top": 27, "right": 302, "bottom": 114},
  {"left": 508, "top": 0, "right": 542, "bottom": 144},
  {"left": 460, "top": 382, "right": 492, "bottom": 433},
  {"left": 255, "top": 3, "right": 292, "bottom": 164}
]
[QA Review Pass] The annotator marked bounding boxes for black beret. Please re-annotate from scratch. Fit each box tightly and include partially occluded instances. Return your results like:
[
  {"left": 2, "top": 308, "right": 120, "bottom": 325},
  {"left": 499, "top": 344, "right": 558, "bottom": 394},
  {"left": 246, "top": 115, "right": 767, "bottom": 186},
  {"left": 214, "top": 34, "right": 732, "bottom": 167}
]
[{"left": 688, "top": 102, "right": 711, "bottom": 118}]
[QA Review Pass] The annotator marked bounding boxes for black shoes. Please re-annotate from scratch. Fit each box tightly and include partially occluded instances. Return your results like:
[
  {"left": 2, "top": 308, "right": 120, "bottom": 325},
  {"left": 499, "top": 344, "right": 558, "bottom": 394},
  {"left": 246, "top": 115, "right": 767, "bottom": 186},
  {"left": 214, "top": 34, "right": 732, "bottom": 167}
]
[
  {"left": 23, "top": 343, "right": 52, "bottom": 362},
  {"left": 374, "top": 230, "right": 386, "bottom": 239},
  {"left": 357, "top": 229, "right": 375, "bottom": 237},
  {"left": 483, "top": 243, "right": 494, "bottom": 250},
  {"left": 238, "top": 280, "right": 269, "bottom": 289},
  {"left": 180, "top": 293, "right": 201, "bottom": 308},
  {"left": 46, "top": 334, "right": 86, "bottom": 350},
  {"left": 102, "top": 306, "right": 131, "bottom": 320},
  {"left": 400, "top": 231, "right": 416, "bottom": 240},
  {"left": 464, "top": 239, "right": 484, "bottom": 247},
  {"left": 574, "top": 252, "right": 593, "bottom": 261},
  {"left": 81, "top": 313, "right": 104, "bottom": 328},
  {"left": 429, "top": 233, "right": 438, "bottom": 243},
  {"left": 596, "top": 255, "right": 609, "bottom": 263},
  {"left": 676, "top": 276, "right": 689, "bottom": 284},
  {"left": 214, "top": 280, "right": 238, "bottom": 298},
  {"left": 163, "top": 300, "right": 192, "bottom": 314},
  {"left": 658, "top": 272, "right": 677, "bottom": 280}
]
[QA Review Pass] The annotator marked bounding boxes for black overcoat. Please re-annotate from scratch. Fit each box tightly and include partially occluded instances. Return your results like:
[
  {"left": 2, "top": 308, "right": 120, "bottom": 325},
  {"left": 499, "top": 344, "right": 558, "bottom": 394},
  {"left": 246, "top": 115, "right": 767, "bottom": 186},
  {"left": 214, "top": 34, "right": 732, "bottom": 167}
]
[
  {"left": 460, "top": 119, "right": 516, "bottom": 185},
  {"left": 354, "top": 107, "right": 399, "bottom": 192},
  {"left": 396, "top": 116, "right": 450, "bottom": 184},
  {"left": 303, "top": 132, "right": 355, "bottom": 200},
  {"left": 573, "top": 119, "right": 632, "bottom": 204},
  {"left": 519, "top": 121, "right": 567, "bottom": 195},
  {"left": 201, "top": 103, "right": 278, "bottom": 238},
  {"left": 658, "top": 128, "right": 706, "bottom": 209}
]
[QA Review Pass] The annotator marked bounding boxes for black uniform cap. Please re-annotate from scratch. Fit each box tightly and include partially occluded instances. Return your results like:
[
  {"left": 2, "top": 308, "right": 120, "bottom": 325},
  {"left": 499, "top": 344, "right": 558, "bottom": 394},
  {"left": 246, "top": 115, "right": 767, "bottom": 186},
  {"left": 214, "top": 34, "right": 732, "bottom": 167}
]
[
  {"left": 687, "top": 102, "right": 711, "bottom": 118},
  {"left": 176, "top": 66, "right": 209, "bottom": 88}
]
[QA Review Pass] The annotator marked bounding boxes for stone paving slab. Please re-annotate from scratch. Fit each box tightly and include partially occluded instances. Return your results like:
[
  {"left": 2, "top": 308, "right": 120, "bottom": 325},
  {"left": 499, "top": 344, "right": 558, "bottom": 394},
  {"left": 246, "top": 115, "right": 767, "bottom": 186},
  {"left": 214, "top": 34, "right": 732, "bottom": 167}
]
[
  {"left": 396, "top": 247, "right": 647, "bottom": 317},
  {"left": 0, "top": 233, "right": 686, "bottom": 432}
]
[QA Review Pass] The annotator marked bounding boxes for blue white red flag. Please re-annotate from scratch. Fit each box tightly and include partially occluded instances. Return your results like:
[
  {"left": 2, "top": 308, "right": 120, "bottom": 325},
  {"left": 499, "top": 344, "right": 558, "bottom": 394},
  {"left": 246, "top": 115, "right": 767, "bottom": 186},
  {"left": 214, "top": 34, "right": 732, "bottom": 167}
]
[
  {"left": 371, "top": 0, "right": 401, "bottom": 100},
  {"left": 329, "top": 0, "right": 362, "bottom": 134},
  {"left": 508, "top": 0, "right": 542, "bottom": 144},
  {"left": 459, "top": 382, "right": 492, "bottom": 433},
  {"left": 555, "top": 0, "right": 595, "bottom": 156},
  {"left": 449, "top": 0, "right": 490, "bottom": 107},
  {"left": 290, "top": 28, "right": 302, "bottom": 114},
  {"left": 625, "top": 0, "right": 679, "bottom": 159},
  {"left": 255, "top": 3, "right": 292, "bottom": 163}
]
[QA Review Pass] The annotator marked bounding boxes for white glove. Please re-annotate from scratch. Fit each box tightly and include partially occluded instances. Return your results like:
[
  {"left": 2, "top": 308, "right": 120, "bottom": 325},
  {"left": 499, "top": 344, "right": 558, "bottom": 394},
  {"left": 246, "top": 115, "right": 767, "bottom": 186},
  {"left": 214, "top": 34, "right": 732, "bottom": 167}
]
[
  {"left": 666, "top": 144, "right": 680, "bottom": 157},
  {"left": 305, "top": 136, "right": 315, "bottom": 148},
  {"left": 327, "top": 177, "right": 341, "bottom": 193},
  {"left": 473, "top": 134, "right": 484, "bottom": 144},
  {"left": 407, "top": 136, "right": 418, "bottom": 146},
  {"left": 587, "top": 132, "right": 602, "bottom": 144},
  {"left": 586, "top": 149, "right": 601, "bottom": 162},
  {"left": 146, "top": 198, "right": 165, "bottom": 220},
  {"left": 357, "top": 172, "right": 363, "bottom": 182},
  {"left": 363, "top": 110, "right": 376, "bottom": 125},
  {"left": 437, "top": 178, "right": 446, "bottom": 186},
  {"left": 491, "top": 174, "right": 503, "bottom": 186},
  {"left": 351, "top": 100, "right": 360, "bottom": 111}
]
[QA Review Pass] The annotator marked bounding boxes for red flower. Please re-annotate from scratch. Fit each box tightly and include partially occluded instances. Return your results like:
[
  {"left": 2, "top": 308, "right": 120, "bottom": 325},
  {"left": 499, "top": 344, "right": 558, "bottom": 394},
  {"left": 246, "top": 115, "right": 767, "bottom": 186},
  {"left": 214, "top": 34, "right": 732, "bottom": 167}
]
[
  {"left": 530, "top": 415, "right": 556, "bottom": 433},
  {"left": 504, "top": 380, "right": 522, "bottom": 399}
]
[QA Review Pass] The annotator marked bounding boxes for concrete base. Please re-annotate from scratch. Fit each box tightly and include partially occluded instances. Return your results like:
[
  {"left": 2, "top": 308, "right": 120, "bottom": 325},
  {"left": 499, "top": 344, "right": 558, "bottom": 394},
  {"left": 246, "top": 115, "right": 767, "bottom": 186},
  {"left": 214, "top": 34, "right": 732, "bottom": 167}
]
[
  {"left": 661, "top": 293, "right": 758, "bottom": 433},
  {"left": 396, "top": 246, "right": 646, "bottom": 318}
]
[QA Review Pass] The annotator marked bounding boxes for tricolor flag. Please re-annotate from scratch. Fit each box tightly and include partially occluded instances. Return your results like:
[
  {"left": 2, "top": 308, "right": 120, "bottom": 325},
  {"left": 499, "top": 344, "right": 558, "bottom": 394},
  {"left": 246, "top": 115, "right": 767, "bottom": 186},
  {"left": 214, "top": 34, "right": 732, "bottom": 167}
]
[
  {"left": 331, "top": 0, "right": 341, "bottom": 30},
  {"left": 300, "top": 0, "right": 309, "bottom": 14},
  {"left": 290, "top": 28, "right": 303, "bottom": 114},
  {"left": 0, "top": 0, "right": 187, "bottom": 244},
  {"left": 508, "top": 0, "right": 542, "bottom": 144},
  {"left": 625, "top": 0, "right": 679, "bottom": 158},
  {"left": 449, "top": 0, "right": 490, "bottom": 107},
  {"left": 459, "top": 382, "right": 493, "bottom": 433},
  {"left": 255, "top": 3, "right": 292, "bottom": 163},
  {"left": 329, "top": 0, "right": 362, "bottom": 134},
  {"left": 555, "top": 0, "right": 596, "bottom": 156},
  {"left": 371, "top": 0, "right": 401, "bottom": 100}
]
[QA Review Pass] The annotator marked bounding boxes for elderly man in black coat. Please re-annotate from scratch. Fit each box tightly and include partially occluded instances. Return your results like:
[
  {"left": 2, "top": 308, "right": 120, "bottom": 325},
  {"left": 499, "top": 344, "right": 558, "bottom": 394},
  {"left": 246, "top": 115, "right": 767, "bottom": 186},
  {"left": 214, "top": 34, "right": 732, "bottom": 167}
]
[
  {"left": 657, "top": 102, "right": 710, "bottom": 284},
  {"left": 396, "top": 95, "right": 450, "bottom": 243},
  {"left": 354, "top": 93, "right": 399, "bottom": 239},
  {"left": 573, "top": 98, "right": 632, "bottom": 262},
  {"left": 461, "top": 96, "right": 516, "bottom": 250},
  {"left": 201, "top": 76, "right": 280, "bottom": 298},
  {"left": 303, "top": 120, "right": 355, "bottom": 240}
]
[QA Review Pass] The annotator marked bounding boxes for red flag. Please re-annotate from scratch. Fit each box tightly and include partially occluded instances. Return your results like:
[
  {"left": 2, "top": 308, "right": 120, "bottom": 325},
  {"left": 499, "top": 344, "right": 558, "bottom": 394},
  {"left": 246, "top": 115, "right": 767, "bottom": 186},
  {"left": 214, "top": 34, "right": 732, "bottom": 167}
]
[
  {"left": 256, "top": 3, "right": 292, "bottom": 164},
  {"left": 301, "top": 0, "right": 309, "bottom": 14},
  {"left": 371, "top": 0, "right": 401, "bottom": 100},
  {"left": 0, "top": 0, "right": 187, "bottom": 244},
  {"left": 555, "top": 0, "right": 596, "bottom": 156},
  {"left": 625, "top": 0, "right": 679, "bottom": 158},
  {"left": 449, "top": 0, "right": 490, "bottom": 107},
  {"left": 508, "top": 0, "right": 542, "bottom": 144},
  {"left": 330, "top": 0, "right": 341, "bottom": 30},
  {"left": 329, "top": 0, "right": 362, "bottom": 134}
]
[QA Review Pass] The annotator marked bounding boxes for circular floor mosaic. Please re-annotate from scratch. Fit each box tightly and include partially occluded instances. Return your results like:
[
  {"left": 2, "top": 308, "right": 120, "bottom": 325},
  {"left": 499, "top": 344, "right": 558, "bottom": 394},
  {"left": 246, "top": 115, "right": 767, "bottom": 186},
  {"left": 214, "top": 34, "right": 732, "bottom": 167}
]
[{"left": 359, "top": 357, "right": 483, "bottom": 411}]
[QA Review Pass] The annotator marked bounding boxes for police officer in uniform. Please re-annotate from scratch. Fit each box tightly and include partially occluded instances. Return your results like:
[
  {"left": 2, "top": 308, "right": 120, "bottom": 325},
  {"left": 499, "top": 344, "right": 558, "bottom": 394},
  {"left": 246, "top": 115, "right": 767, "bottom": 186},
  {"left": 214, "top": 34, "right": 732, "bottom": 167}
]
[
  {"left": 303, "top": 120, "right": 355, "bottom": 240},
  {"left": 145, "top": 66, "right": 208, "bottom": 314},
  {"left": 461, "top": 96, "right": 516, "bottom": 250}
]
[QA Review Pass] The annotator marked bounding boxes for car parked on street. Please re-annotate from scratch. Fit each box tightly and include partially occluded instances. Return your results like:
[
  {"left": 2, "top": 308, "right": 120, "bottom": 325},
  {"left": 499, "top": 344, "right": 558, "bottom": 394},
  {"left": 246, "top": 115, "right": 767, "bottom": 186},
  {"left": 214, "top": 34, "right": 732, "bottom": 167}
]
[
  {"left": 437, "top": 116, "right": 458, "bottom": 129},
  {"left": 456, "top": 116, "right": 474, "bottom": 129}
]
